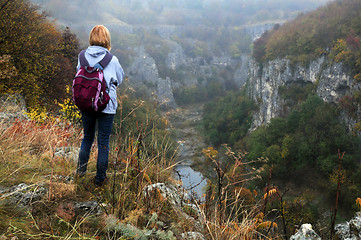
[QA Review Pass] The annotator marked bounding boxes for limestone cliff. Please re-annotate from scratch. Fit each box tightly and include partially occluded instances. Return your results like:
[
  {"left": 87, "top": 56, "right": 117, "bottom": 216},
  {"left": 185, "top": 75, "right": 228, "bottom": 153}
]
[
  {"left": 247, "top": 57, "right": 361, "bottom": 130},
  {"left": 124, "top": 20, "right": 360, "bottom": 132},
  {"left": 126, "top": 46, "right": 176, "bottom": 109},
  {"left": 126, "top": 39, "right": 240, "bottom": 110}
]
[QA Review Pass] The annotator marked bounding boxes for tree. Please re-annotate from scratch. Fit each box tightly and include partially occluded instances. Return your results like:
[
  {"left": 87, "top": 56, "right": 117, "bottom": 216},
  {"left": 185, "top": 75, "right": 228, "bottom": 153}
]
[
  {"left": 202, "top": 91, "right": 257, "bottom": 147},
  {"left": 58, "top": 27, "right": 79, "bottom": 67},
  {"left": 0, "top": 0, "right": 79, "bottom": 108}
]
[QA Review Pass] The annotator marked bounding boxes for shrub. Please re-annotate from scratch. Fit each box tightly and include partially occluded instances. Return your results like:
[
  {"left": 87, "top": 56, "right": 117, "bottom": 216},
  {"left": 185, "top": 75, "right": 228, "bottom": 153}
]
[{"left": 202, "top": 90, "right": 257, "bottom": 147}]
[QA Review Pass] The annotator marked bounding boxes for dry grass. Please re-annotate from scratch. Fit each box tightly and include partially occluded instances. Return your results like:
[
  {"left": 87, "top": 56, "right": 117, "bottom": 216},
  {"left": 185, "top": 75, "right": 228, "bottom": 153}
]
[
  {"left": 0, "top": 114, "right": 88, "bottom": 238},
  {"left": 0, "top": 118, "right": 81, "bottom": 185},
  {"left": 0, "top": 104, "right": 183, "bottom": 239},
  {"left": 0, "top": 95, "right": 271, "bottom": 239},
  {"left": 198, "top": 147, "right": 279, "bottom": 240}
]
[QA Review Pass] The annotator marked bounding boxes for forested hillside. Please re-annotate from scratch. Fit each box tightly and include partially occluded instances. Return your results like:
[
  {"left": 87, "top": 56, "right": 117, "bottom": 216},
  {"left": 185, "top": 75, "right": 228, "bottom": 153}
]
[
  {"left": 254, "top": 0, "right": 361, "bottom": 82},
  {"left": 202, "top": 0, "right": 361, "bottom": 230},
  {"left": 0, "top": 0, "right": 79, "bottom": 110}
]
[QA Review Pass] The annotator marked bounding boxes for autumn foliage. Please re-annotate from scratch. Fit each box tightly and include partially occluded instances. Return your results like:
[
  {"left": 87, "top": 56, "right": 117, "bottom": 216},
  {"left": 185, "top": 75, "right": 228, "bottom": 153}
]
[
  {"left": 252, "top": 0, "right": 361, "bottom": 134},
  {"left": 0, "top": 0, "right": 79, "bottom": 109},
  {"left": 253, "top": 0, "right": 361, "bottom": 70}
]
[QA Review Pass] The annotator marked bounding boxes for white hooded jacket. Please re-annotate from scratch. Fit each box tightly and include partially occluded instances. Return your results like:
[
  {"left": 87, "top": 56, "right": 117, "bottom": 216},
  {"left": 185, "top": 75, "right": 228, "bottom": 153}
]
[{"left": 76, "top": 46, "right": 124, "bottom": 114}]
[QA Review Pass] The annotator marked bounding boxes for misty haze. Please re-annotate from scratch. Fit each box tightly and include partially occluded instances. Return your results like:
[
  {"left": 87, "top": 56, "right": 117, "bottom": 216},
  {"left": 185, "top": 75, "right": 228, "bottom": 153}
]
[{"left": 1, "top": 0, "right": 361, "bottom": 239}]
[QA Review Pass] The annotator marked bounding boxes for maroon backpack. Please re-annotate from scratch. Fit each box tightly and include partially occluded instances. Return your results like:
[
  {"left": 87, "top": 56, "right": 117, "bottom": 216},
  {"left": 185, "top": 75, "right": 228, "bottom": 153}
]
[{"left": 72, "top": 50, "right": 113, "bottom": 113}]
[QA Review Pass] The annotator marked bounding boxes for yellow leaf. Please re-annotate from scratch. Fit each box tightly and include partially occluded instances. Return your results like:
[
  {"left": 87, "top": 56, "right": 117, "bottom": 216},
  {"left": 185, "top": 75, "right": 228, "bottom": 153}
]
[
  {"left": 143, "top": 173, "right": 152, "bottom": 184},
  {"left": 257, "top": 221, "right": 278, "bottom": 230},
  {"left": 202, "top": 147, "right": 218, "bottom": 158},
  {"left": 255, "top": 212, "right": 264, "bottom": 223},
  {"left": 263, "top": 188, "right": 277, "bottom": 199}
]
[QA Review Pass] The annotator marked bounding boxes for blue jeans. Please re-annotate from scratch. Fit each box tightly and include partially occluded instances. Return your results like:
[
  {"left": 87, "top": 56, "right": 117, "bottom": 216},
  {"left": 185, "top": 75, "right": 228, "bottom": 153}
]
[{"left": 77, "top": 111, "right": 114, "bottom": 183}]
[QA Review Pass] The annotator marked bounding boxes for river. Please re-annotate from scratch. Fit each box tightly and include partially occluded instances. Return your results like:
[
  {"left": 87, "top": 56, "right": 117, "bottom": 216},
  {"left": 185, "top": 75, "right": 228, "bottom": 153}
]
[{"left": 167, "top": 104, "right": 208, "bottom": 199}]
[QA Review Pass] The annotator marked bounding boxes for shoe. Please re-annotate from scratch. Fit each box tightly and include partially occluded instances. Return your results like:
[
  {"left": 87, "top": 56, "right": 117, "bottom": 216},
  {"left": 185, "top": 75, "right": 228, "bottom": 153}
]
[{"left": 94, "top": 177, "right": 108, "bottom": 187}]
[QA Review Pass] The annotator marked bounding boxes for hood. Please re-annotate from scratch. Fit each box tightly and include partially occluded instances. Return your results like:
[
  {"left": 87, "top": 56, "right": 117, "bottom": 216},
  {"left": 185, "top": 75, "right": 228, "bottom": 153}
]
[{"left": 86, "top": 46, "right": 109, "bottom": 58}]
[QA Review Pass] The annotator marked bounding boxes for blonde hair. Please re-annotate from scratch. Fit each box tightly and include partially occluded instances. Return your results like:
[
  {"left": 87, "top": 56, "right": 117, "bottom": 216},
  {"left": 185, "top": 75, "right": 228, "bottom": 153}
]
[{"left": 89, "top": 25, "right": 111, "bottom": 51}]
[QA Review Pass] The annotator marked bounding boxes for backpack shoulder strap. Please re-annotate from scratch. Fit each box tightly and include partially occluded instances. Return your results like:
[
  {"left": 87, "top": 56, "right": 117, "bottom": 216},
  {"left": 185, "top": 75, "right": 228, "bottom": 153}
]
[
  {"left": 79, "top": 50, "right": 113, "bottom": 69},
  {"left": 79, "top": 50, "right": 89, "bottom": 67},
  {"left": 98, "top": 52, "right": 113, "bottom": 69}
]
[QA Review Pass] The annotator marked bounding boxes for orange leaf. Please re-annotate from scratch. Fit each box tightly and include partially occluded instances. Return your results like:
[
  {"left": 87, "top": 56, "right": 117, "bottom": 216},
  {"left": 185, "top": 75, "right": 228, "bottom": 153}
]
[{"left": 356, "top": 197, "right": 361, "bottom": 208}]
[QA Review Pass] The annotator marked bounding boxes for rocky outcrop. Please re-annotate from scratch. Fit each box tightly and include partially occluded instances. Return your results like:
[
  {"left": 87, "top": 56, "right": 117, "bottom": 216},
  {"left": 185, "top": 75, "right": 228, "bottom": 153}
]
[
  {"left": 289, "top": 212, "right": 361, "bottom": 240},
  {"left": 335, "top": 212, "right": 361, "bottom": 239},
  {"left": 243, "top": 22, "right": 284, "bottom": 40},
  {"left": 290, "top": 224, "right": 321, "bottom": 240},
  {"left": 143, "top": 183, "right": 193, "bottom": 209},
  {"left": 157, "top": 77, "right": 178, "bottom": 110},
  {"left": 247, "top": 57, "right": 361, "bottom": 129},
  {"left": 234, "top": 54, "right": 251, "bottom": 88},
  {"left": 0, "top": 94, "right": 28, "bottom": 122},
  {"left": 0, "top": 183, "right": 47, "bottom": 207},
  {"left": 143, "top": 183, "right": 205, "bottom": 238},
  {"left": 166, "top": 41, "right": 186, "bottom": 70},
  {"left": 128, "top": 46, "right": 178, "bottom": 109},
  {"left": 128, "top": 46, "right": 160, "bottom": 87}
]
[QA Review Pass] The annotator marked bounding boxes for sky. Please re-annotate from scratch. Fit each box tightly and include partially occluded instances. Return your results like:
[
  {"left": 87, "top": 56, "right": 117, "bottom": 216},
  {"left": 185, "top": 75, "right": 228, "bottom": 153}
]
[{"left": 31, "top": 0, "right": 332, "bottom": 27}]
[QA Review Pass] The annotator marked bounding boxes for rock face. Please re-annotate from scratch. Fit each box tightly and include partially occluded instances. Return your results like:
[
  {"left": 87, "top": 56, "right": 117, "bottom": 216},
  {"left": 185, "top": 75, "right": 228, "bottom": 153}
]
[
  {"left": 0, "top": 94, "right": 28, "bottom": 122},
  {"left": 234, "top": 55, "right": 251, "bottom": 88},
  {"left": 143, "top": 183, "right": 205, "bottom": 238},
  {"left": 126, "top": 27, "right": 251, "bottom": 110},
  {"left": 0, "top": 183, "right": 47, "bottom": 207},
  {"left": 128, "top": 46, "right": 160, "bottom": 87},
  {"left": 157, "top": 77, "right": 178, "bottom": 110},
  {"left": 166, "top": 41, "right": 186, "bottom": 69},
  {"left": 243, "top": 22, "right": 284, "bottom": 40},
  {"left": 290, "top": 224, "right": 321, "bottom": 240},
  {"left": 128, "top": 46, "right": 178, "bottom": 109},
  {"left": 335, "top": 212, "right": 361, "bottom": 240},
  {"left": 143, "top": 183, "right": 191, "bottom": 208},
  {"left": 123, "top": 24, "right": 360, "bottom": 133},
  {"left": 247, "top": 57, "right": 361, "bottom": 129}
]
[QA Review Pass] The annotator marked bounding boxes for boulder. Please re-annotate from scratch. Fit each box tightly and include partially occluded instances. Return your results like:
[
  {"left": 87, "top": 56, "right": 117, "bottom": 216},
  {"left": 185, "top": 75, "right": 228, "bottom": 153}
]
[
  {"left": 181, "top": 231, "right": 206, "bottom": 240},
  {"left": 290, "top": 224, "right": 321, "bottom": 240},
  {"left": 335, "top": 212, "right": 361, "bottom": 240},
  {"left": 74, "top": 201, "right": 102, "bottom": 215},
  {"left": 143, "top": 183, "right": 204, "bottom": 234},
  {"left": 0, "top": 183, "right": 47, "bottom": 207},
  {"left": 54, "top": 146, "right": 80, "bottom": 162},
  {"left": 0, "top": 94, "right": 28, "bottom": 123},
  {"left": 143, "top": 183, "right": 190, "bottom": 207}
]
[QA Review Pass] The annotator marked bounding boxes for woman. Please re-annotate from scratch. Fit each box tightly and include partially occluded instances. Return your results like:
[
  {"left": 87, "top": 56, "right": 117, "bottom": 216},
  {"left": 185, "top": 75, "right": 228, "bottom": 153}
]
[{"left": 76, "top": 25, "right": 124, "bottom": 186}]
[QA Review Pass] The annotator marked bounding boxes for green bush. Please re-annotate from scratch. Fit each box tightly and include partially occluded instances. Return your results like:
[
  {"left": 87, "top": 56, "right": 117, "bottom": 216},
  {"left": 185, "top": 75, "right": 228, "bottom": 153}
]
[
  {"left": 247, "top": 95, "right": 361, "bottom": 181},
  {"left": 202, "top": 90, "right": 257, "bottom": 147}
]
